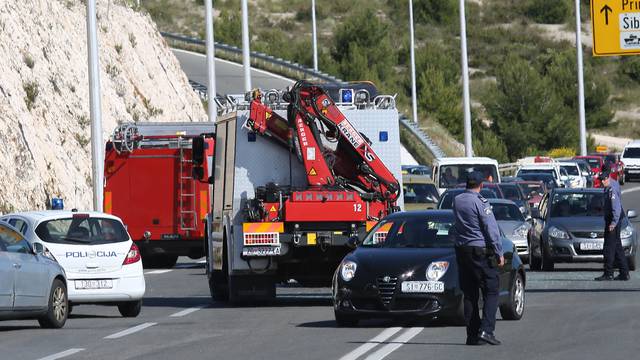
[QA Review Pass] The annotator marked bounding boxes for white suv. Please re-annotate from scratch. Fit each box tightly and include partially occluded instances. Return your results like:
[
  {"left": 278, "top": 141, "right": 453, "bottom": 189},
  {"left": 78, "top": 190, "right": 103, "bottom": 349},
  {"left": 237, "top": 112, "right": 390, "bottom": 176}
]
[
  {"left": 1, "top": 211, "right": 145, "bottom": 317},
  {"left": 622, "top": 140, "right": 640, "bottom": 182}
]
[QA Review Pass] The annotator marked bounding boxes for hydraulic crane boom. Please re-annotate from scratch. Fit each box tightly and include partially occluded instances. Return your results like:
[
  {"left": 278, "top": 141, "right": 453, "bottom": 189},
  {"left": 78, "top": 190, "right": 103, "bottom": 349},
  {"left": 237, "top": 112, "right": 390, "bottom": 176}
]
[{"left": 247, "top": 81, "right": 400, "bottom": 203}]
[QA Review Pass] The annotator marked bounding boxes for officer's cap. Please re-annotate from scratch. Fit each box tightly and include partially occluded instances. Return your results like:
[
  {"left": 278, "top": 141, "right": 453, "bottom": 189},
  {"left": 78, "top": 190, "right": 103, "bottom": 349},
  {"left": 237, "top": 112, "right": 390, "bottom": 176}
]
[{"left": 466, "top": 171, "right": 484, "bottom": 188}]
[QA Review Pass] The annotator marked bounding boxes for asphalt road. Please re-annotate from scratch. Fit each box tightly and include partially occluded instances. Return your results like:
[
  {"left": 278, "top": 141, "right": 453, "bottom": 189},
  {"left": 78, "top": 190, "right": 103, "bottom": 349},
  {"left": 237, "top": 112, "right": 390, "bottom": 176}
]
[
  {"left": 1, "top": 182, "right": 640, "bottom": 360},
  {"left": 172, "top": 48, "right": 294, "bottom": 95}
]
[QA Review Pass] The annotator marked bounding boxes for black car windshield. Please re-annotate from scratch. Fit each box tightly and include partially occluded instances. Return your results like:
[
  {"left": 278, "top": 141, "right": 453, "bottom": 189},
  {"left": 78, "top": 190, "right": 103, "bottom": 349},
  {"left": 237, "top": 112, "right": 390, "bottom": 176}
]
[
  {"left": 517, "top": 169, "right": 557, "bottom": 179},
  {"left": 439, "top": 189, "right": 497, "bottom": 209},
  {"left": 35, "top": 217, "right": 129, "bottom": 245},
  {"left": 439, "top": 164, "right": 498, "bottom": 189},
  {"left": 550, "top": 193, "right": 605, "bottom": 217},
  {"left": 498, "top": 184, "right": 523, "bottom": 201},
  {"left": 362, "top": 218, "right": 455, "bottom": 248},
  {"left": 491, "top": 203, "right": 525, "bottom": 222},
  {"left": 403, "top": 183, "right": 439, "bottom": 204},
  {"left": 624, "top": 147, "right": 640, "bottom": 158}
]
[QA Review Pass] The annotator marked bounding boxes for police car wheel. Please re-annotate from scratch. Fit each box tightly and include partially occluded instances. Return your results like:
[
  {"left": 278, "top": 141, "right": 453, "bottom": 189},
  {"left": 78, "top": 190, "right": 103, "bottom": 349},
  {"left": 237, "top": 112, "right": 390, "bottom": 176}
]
[
  {"left": 500, "top": 273, "right": 525, "bottom": 321},
  {"left": 118, "top": 300, "right": 142, "bottom": 317},
  {"left": 38, "top": 279, "right": 68, "bottom": 329},
  {"left": 334, "top": 311, "right": 359, "bottom": 327}
]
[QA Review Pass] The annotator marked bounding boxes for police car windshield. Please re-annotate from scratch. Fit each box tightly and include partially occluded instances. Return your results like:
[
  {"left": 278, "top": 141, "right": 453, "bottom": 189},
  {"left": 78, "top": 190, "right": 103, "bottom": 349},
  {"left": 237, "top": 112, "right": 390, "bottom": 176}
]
[
  {"left": 362, "top": 218, "right": 455, "bottom": 248},
  {"left": 439, "top": 189, "right": 497, "bottom": 209},
  {"left": 403, "top": 183, "right": 439, "bottom": 204},
  {"left": 35, "top": 217, "right": 129, "bottom": 245},
  {"left": 491, "top": 203, "right": 525, "bottom": 222},
  {"left": 550, "top": 193, "right": 605, "bottom": 218}
]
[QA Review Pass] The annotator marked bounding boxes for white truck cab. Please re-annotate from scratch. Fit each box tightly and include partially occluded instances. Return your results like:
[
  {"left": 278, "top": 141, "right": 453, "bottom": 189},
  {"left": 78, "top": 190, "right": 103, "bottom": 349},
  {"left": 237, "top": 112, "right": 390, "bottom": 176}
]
[
  {"left": 432, "top": 157, "right": 500, "bottom": 194},
  {"left": 622, "top": 140, "right": 640, "bottom": 182}
]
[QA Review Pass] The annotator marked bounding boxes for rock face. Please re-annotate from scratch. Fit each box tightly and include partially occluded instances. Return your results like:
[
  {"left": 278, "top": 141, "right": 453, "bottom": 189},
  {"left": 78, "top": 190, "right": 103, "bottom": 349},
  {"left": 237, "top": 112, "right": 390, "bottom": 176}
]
[{"left": 0, "top": 0, "right": 206, "bottom": 213}]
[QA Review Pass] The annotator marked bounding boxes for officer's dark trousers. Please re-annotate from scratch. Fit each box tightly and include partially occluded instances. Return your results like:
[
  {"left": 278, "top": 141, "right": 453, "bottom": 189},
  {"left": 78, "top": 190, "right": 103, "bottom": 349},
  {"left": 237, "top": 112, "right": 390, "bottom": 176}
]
[
  {"left": 603, "top": 222, "right": 629, "bottom": 276},
  {"left": 455, "top": 246, "right": 500, "bottom": 337}
]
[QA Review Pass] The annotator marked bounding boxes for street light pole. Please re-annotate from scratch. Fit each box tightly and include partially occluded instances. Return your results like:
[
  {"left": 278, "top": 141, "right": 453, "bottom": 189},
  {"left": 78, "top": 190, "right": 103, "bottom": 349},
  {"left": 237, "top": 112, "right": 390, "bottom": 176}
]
[
  {"left": 311, "top": 0, "right": 318, "bottom": 71},
  {"left": 459, "top": 0, "right": 473, "bottom": 157},
  {"left": 575, "top": 0, "right": 587, "bottom": 156},
  {"left": 86, "top": 0, "right": 104, "bottom": 212},
  {"left": 409, "top": 0, "right": 418, "bottom": 124},
  {"left": 204, "top": 0, "right": 217, "bottom": 120},
  {"left": 241, "top": 0, "right": 252, "bottom": 92}
]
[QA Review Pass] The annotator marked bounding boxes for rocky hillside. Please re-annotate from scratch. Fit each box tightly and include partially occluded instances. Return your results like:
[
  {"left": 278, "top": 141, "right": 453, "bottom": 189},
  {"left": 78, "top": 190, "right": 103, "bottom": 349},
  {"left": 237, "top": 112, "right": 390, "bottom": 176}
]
[{"left": 0, "top": 0, "right": 206, "bottom": 213}]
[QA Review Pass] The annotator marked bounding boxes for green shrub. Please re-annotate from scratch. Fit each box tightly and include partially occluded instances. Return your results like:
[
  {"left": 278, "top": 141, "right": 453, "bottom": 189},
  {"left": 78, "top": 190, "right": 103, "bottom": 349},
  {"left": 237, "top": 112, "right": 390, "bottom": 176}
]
[{"left": 525, "top": 0, "right": 570, "bottom": 24}]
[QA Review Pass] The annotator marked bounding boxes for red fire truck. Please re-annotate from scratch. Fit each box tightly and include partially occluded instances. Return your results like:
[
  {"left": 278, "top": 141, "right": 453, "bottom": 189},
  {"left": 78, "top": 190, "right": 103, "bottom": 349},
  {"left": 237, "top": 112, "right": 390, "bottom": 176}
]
[{"left": 104, "top": 123, "right": 215, "bottom": 268}]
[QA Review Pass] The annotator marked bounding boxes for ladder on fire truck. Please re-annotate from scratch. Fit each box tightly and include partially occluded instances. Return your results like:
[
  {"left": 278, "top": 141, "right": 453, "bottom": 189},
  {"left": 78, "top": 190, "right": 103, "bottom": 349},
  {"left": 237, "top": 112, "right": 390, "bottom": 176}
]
[{"left": 178, "top": 137, "right": 197, "bottom": 232}]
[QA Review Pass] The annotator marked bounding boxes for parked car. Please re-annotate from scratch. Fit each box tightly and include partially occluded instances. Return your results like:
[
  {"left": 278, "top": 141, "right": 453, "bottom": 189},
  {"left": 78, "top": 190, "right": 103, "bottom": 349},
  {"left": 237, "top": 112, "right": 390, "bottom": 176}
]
[
  {"left": 497, "top": 183, "right": 531, "bottom": 217},
  {"left": 558, "top": 162, "right": 586, "bottom": 188},
  {"left": 402, "top": 174, "right": 440, "bottom": 210},
  {"left": 489, "top": 199, "right": 530, "bottom": 260},
  {"left": 332, "top": 210, "right": 526, "bottom": 326},
  {"left": 437, "top": 188, "right": 499, "bottom": 210},
  {"left": 0, "top": 211, "right": 145, "bottom": 317},
  {"left": 0, "top": 222, "right": 68, "bottom": 328},
  {"left": 515, "top": 180, "right": 547, "bottom": 209},
  {"left": 621, "top": 141, "right": 640, "bottom": 182},
  {"left": 528, "top": 188, "right": 638, "bottom": 271}
]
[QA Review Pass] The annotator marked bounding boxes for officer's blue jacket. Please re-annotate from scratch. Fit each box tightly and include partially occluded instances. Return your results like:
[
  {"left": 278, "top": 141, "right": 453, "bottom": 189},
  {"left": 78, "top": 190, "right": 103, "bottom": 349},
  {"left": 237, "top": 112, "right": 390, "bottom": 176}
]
[
  {"left": 606, "top": 178, "right": 623, "bottom": 227},
  {"left": 453, "top": 190, "right": 503, "bottom": 257}
]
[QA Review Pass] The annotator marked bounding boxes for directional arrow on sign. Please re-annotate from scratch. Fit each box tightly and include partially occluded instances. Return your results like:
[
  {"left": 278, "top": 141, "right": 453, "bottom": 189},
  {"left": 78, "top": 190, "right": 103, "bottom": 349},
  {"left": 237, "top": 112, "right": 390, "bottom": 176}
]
[{"left": 601, "top": 4, "right": 613, "bottom": 25}]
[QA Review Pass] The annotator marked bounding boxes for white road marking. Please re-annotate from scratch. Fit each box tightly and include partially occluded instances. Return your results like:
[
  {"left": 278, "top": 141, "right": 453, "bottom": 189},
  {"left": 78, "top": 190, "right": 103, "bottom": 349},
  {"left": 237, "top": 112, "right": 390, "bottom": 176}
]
[
  {"left": 170, "top": 306, "right": 204, "bottom": 317},
  {"left": 37, "top": 348, "right": 85, "bottom": 360},
  {"left": 364, "top": 327, "right": 424, "bottom": 360},
  {"left": 339, "top": 327, "right": 402, "bottom": 360},
  {"left": 622, "top": 185, "right": 640, "bottom": 194},
  {"left": 104, "top": 322, "right": 157, "bottom": 339},
  {"left": 145, "top": 269, "right": 173, "bottom": 275}
]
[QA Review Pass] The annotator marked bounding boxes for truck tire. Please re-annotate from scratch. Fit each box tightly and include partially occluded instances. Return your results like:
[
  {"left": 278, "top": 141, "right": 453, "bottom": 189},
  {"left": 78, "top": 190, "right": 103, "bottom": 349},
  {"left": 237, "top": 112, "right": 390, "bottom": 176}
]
[
  {"left": 38, "top": 279, "right": 68, "bottom": 329},
  {"left": 209, "top": 272, "right": 229, "bottom": 301},
  {"left": 118, "top": 300, "right": 142, "bottom": 317}
]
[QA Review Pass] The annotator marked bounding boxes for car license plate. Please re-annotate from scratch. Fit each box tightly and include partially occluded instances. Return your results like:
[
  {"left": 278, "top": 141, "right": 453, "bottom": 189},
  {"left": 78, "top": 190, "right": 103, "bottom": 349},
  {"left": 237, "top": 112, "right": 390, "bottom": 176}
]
[
  {"left": 242, "top": 246, "right": 281, "bottom": 257},
  {"left": 75, "top": 279, "right": 113, "bottom": 290},
  {"left": 401, "top": 281, "right": 444, "bottom": 293},
  {"left": 580, "top": 242, "right": 603, "bottom": 251}
]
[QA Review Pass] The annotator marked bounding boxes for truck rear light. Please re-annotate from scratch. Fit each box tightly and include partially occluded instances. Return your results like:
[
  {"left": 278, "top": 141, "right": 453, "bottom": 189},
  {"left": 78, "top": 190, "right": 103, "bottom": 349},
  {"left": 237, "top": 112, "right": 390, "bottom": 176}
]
[
  {"left": 244, "top": 233, "right": 279, "bottom": 246},
  {"left": 123, "top": 243, "right": 141, "bottom": 265}
]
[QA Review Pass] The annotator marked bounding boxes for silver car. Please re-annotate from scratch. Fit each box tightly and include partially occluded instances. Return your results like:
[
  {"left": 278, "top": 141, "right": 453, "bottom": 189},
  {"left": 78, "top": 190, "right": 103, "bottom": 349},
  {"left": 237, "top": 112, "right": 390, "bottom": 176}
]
[
  {"left": 489, "top": 199, "right": 531, "bottom": 259},
  {"left": 0, "top": 222, "right": 68, "bottom": 328}
]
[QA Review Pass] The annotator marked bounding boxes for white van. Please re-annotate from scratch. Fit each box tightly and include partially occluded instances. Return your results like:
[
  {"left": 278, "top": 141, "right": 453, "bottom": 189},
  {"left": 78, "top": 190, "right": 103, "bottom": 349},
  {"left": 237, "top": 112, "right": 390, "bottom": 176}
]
[
  {"left": 622, "top": 140, "right": 640, "bottom": 182},
  {"left": 432, "top": 157, "right": 500, "bottom": 194}
]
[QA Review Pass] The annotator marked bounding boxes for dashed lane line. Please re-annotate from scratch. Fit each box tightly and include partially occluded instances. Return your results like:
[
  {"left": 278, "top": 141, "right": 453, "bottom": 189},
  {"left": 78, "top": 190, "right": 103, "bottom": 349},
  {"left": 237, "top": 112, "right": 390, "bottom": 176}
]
[
  {"left": 339, "top": 327, "right": 403, "bottom": 360},
  {"left": 170, "top": 306, "right": 205, "bottom": 318},
  {"left": 37, "top": 348, "right": 85, "bottom": 360},
  {"left": 364, "top": 327, "right": 425, "bottom": 360},
  {"left": 104, "top": 322, "right": 157, "bottom": 339},
  {"left": 145, "top": 269, "right": 173, "bottom": 275}
]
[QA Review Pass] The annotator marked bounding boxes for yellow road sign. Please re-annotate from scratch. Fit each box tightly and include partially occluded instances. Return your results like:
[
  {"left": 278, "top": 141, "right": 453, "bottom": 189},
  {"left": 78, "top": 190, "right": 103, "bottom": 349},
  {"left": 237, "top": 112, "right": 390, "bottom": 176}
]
[{"left": 592, "top": 0, "right": 640, "bottom": 56}]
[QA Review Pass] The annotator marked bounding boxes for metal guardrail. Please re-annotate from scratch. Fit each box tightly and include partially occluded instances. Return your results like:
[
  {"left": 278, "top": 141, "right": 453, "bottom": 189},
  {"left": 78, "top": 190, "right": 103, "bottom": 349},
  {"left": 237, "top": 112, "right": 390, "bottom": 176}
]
[{"left": 163, "top": 32, "right": 447, "bottom": 159}]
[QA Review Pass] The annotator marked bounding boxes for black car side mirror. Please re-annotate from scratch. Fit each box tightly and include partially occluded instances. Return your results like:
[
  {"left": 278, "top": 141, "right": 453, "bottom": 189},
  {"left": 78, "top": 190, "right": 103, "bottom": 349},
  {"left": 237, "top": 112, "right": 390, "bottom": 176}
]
[{"left": 347, "top": 236, "right": 359, "bottom": 249}]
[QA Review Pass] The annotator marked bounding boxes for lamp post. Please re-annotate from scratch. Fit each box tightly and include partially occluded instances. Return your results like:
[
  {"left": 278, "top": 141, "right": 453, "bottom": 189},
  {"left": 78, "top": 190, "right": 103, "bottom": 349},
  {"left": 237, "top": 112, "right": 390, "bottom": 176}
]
[
  {"left": 459, "top": 0, "right": 473, "bottom": 157},
  {"left": 409, "top": 0, "right": 418, "bottom": 124},
  {"left": 241, "top": 0, "right": 252, "bottom": 92},
  {"left": 204, "top": 0, "right": 217, "bottom": 120},
  {"left": 312, "top": 0, "right": 318, "bottom": 71},
  {"left": 575, "top": 0, "right": 587, "bottom": 156}
]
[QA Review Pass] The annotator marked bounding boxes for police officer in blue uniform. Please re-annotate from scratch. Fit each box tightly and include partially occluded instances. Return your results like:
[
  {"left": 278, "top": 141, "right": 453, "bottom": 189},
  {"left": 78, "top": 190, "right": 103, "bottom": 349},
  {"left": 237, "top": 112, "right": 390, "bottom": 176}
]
[
  {"left": 453, "top": 171, "right": 504, "bottom": 346},
  {"left": 595, "top": 165, "right": 630, "bottom": 281}
]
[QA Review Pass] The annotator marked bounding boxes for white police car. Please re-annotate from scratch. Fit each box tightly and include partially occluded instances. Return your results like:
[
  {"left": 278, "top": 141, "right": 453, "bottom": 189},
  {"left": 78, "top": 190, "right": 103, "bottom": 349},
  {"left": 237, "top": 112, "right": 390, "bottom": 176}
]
[{"left": 0, "top": 211, "right": 145, "bottom": 317}]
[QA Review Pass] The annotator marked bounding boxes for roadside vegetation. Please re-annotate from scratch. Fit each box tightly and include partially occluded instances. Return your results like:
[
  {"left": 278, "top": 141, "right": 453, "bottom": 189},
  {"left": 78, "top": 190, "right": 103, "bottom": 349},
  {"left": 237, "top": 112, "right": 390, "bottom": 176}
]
[{"left": 137, "top": 0, "right": 639, "bottom": 161}]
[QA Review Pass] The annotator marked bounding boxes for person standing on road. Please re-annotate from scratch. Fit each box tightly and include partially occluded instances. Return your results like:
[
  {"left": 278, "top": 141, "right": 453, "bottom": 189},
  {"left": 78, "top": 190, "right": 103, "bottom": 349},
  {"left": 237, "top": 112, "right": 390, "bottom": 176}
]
[
  {"left": 453, "top": 171, "right": 504, "bottom": 346},
  {"left": 595, "top": 165, "right": 630, "bottom": 281}
]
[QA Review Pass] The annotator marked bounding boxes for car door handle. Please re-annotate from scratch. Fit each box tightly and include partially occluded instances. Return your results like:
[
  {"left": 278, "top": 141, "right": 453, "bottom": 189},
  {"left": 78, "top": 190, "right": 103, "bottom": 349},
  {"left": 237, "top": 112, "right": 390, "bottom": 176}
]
[{"left": 13, "top": 263, "right": 21, "bottom": 269}]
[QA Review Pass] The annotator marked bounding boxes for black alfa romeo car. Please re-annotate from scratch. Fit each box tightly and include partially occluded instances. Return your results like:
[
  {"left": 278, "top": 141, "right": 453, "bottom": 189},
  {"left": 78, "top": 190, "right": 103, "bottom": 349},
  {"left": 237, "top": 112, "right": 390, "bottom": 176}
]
[{"left": 332, "top": 210, "right": 526, "bottom": 326}]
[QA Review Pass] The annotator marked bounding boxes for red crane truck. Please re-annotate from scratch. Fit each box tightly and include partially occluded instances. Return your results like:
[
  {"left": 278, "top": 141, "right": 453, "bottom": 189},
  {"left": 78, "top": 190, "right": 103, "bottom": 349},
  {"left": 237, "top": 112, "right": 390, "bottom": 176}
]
[
  {"left": 201, "top": 81, "right": 403, "bottom": 303},
  {"left": 104, "top": 122, "right": 215, "bottom": 268}
]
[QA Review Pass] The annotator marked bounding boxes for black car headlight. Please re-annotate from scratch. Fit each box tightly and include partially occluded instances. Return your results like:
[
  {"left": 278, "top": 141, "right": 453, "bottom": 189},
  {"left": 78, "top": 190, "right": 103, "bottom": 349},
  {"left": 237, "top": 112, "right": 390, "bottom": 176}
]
[
  {"left": 340, "top": 261, "right": 357, "bottom": 282},
  {"left": 426, "top": 261, "right": 449, "bottom": 281}
]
